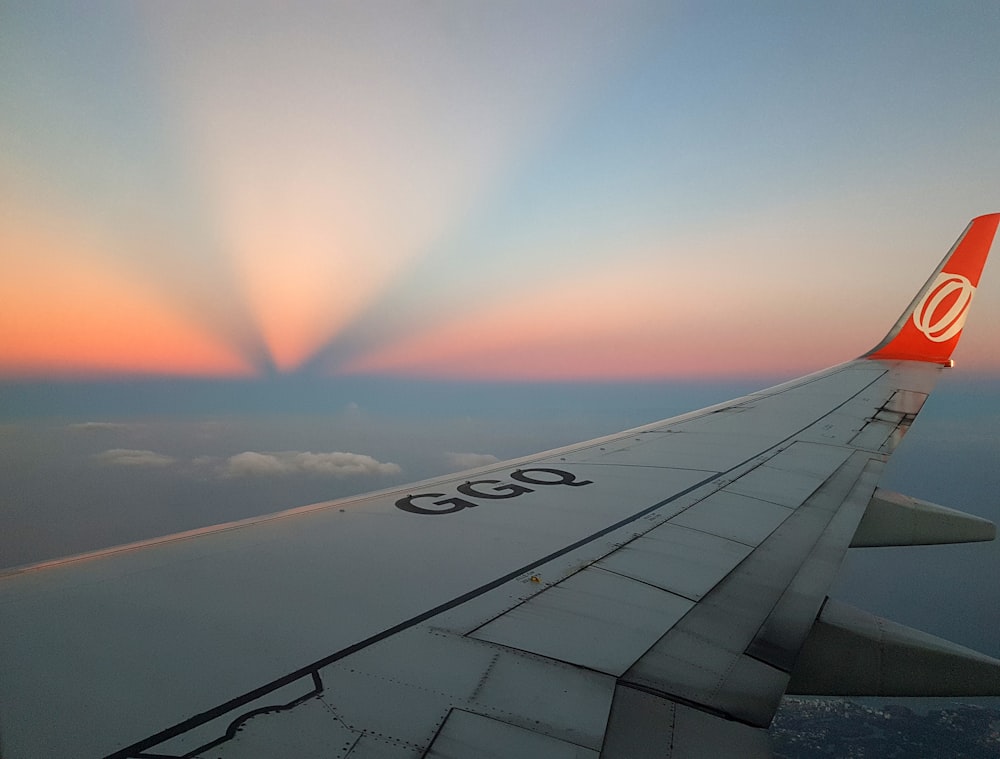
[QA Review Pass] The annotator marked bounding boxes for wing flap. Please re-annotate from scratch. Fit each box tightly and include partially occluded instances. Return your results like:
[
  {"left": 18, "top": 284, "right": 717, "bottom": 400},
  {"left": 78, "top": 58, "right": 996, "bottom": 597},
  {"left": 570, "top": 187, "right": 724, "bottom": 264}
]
[
  {"left": 425, "top": 709, "right": 598, "bottom": 759},
  {"left": 469, "top": 567, "right": 695, "bottom": 675},
  {"left": 600, "top": 685, "right": 773, "bottom": 758},
  {"left": 593, "top": 525, "right": 752, "bottom": 601},
  {"left": 620, "top": 449, "right": 881, "bottom": 726},
  {"left": 747, "top": 459, "right": 883, "bottom": 671}
]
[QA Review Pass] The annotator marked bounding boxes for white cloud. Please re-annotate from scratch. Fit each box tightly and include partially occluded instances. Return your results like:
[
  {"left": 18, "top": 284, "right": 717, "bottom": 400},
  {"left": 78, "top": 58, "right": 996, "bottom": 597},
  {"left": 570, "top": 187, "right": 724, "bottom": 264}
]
[
  {"left": 221, "top": 451, "right": 402, "bottom": 479},
  {"left": 444, "top": 452, "right": 501, "bottom": 471},
  {"left": 95, "top": 449, "right": 176, "bottom": 467}
]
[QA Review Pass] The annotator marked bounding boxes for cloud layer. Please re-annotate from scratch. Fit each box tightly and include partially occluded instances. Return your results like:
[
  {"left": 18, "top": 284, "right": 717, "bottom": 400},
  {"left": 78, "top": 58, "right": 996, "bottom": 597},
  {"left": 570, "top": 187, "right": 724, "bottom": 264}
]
[
  {"left": 222, "top": 451, "right": 401, "bottom": 478},
  {"left": 95, "top": 449, "right": 176, "bottom": 467},
  {"left": 444, "top": 452, "right": 501, "bottom": 471},
  {"left": 94, "top": 447, "right": 401, "bottom": 479},
  {"left": 69, "top": 422, "right": 133, "bottom": 432}
]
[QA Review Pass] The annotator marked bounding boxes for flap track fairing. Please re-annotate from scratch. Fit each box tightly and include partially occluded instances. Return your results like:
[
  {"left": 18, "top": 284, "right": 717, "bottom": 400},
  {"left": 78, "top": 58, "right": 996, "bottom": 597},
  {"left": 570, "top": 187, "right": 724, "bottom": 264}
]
[
  {"left": 787, "top": 598, "right": 1000, "bottom": 697},
  {"left": 850, "top": 488, "right": 996, "bottom": 547}
]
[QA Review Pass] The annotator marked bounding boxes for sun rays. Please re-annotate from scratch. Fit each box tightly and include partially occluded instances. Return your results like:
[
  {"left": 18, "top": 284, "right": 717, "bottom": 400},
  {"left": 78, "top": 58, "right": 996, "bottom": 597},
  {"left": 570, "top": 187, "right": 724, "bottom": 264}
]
[{"left": 3, "top": 4, "right": 999, "bottom": 380}]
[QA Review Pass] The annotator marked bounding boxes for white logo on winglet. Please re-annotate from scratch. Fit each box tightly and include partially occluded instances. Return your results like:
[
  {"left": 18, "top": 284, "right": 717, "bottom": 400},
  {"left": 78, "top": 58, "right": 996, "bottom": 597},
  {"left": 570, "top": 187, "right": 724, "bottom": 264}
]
[{"left": 912, "top": 272, "right": 975, "bottom": 342}]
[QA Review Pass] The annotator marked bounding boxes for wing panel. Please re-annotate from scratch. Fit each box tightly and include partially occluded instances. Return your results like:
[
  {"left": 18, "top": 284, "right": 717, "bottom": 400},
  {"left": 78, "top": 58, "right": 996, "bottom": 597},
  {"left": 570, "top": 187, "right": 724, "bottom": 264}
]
[
  {"left": 461, "top": 645, "right": 614, "bottom": 748},
  {"left": 724, "top": 442, "right": 853, "bottom": 507},
  {"left": 0, "top": 465, "right": 708, "bottom": 758},
  {"left": 747, "top": 460, "right": 882, "bottom": 671},
  {"left": 540, "top": 363, "right": 886, "bottom": 474},
  {"left": 622, "top": 450, "right": 879, "bottom": 725},
  {"left": 342, "top": 738, "right": 418, "bottom": 758},
  {"left": 883, "top": 389, "right": 928, "bottom": 414},
  {"left": 312, "top": 628, "right": 615, "bottom": 753},
  {"left": 667, "top": 491, "right": 793, "bottom": 545},
  {"left": 849, "top": 419, "right": 898, "bottom": 450},
  {"left": 424, "top": 709, "right": 598, "bottom": 759},
  {"left": 190, "top": 698, "right": 353, "bottom": 759},
  {"left": 594, "top": 524, "right": 752, "bottom": 600},
  {"left": 599, "top": 685, "right": 773, "bottom": 759},
  {"left": 470, "top": 566, "right": 694, "bottom": 675}
]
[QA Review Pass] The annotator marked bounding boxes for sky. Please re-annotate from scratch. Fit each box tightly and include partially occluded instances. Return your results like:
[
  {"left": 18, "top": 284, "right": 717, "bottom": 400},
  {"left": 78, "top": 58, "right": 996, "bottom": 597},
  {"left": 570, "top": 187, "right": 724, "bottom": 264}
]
[
  {"left": 3, "top": 1, "right": 1000, "bottom": 381},
  {"left": 1, "top": 0, "right": 1000, "bottom": 719}
]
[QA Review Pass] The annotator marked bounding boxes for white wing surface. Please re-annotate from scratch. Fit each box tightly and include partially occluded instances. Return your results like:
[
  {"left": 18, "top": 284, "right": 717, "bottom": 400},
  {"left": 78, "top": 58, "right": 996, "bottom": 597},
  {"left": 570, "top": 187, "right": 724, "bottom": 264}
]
[{"left": 2, "top": 215, "right": 999, "bottom": 758}]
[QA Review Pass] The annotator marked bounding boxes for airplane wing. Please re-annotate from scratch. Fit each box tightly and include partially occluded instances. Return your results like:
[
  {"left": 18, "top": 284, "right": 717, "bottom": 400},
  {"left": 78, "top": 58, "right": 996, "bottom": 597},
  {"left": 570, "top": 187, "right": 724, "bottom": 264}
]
[{"left": 2, "top": 215, "right": 999, "bottom": 758}]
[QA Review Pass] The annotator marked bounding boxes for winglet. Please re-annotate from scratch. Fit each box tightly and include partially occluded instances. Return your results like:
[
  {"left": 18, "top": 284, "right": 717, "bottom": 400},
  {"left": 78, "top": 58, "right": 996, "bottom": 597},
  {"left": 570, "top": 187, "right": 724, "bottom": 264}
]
[{"left": 866, "top": 213, "right": 1000, "bottom": 363}]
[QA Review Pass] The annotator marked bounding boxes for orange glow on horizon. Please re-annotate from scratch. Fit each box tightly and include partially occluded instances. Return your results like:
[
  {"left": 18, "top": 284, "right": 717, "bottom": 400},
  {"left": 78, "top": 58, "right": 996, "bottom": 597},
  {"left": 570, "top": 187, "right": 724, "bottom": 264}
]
[
  {"left": 340, "top": 262, "right": 871, "bottom": 381},
  {"left": 0, "top": 205, "right": 254, "bottom": 378},
  {"left": 6, "top": 195, "right": 999, "bottom": 382},
  {"left": 211, "top": 191, "right": 410, "bottom": 373}
]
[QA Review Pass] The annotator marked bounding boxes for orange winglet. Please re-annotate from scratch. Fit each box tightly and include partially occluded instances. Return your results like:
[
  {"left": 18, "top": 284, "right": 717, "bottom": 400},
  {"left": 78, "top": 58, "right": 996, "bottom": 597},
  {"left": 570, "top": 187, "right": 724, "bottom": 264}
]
[{"left": 866, "top": 213, "right": 1000, "bottom": 364}]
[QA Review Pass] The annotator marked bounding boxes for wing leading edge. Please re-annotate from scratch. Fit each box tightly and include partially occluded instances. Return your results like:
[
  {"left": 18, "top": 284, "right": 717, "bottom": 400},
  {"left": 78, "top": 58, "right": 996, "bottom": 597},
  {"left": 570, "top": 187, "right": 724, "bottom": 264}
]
[{"left": 1, "top": 215, "right": 998, "bottom": 758}]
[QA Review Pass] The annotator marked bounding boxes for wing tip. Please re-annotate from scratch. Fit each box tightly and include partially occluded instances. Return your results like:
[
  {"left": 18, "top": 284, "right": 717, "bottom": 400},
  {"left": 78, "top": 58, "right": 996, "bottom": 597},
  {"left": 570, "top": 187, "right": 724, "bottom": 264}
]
[
  {"left": 972, "top": 211, "right": 1000, "bottom": 223},
  {"left": 864, "top": 213, "right": 1000, "bottom": 364}
]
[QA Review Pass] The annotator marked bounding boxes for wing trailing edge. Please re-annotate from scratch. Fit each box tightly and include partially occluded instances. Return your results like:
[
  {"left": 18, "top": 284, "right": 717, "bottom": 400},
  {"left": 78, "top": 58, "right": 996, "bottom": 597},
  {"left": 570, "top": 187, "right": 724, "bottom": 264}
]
[{"left": 789, "top": 216, "right": 1000, "bottom": 702}]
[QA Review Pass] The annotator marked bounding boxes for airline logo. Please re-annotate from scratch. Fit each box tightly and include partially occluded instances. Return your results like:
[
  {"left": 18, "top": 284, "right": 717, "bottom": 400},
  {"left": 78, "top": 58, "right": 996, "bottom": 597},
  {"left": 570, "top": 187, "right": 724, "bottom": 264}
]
[{"left": 912, "top": 272, "right": 975, "bottom": 343}]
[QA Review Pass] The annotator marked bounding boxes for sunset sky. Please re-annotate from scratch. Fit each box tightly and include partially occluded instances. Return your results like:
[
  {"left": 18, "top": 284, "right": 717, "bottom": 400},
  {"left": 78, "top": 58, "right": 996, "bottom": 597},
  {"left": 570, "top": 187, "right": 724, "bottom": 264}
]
[
  {"left": 3, "top": 2, "right": 999, "bottom": 381},
  {"left": 2, "top": 0, "right": 1000, "bottom": 698}
]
